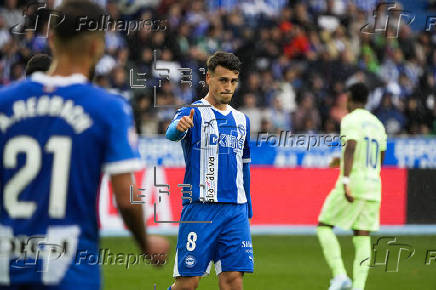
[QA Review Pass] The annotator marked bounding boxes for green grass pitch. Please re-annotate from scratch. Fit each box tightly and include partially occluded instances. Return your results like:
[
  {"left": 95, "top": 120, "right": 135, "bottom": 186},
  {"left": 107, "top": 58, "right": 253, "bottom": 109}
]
[{"left": 101, "top": 235, "right": 436, "bottom": 290}]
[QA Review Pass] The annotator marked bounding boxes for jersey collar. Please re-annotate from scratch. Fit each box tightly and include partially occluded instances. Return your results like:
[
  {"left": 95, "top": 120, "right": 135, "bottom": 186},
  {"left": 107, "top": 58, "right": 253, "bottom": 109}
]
[
  {"left": 31, "top": 72, "right": 88, "bottom": 87},
  {"left": 201, "top": 98, "right": 233, "bottom": 116}
]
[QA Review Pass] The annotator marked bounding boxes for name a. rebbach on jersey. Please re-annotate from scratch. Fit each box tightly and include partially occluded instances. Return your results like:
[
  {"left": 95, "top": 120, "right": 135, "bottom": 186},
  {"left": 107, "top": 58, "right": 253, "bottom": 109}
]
[{"left": 0, "top": 96, "right": 92, "bottom": 134}]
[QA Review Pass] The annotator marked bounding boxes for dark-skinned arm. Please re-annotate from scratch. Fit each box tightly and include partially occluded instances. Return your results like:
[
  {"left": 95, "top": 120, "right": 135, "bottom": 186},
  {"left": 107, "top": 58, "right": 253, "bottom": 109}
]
[
  {"left": 329, "top": 157, "right": 341, "bottom": 168},
  {"left": 111, "top": 173, "right": 169, "bottom": 264},
  {"left": 111, "top": 173, "right": 148, "bottom": 252},
  {"left": 343, "top": 139, "right": 357, "bottom": 202}
]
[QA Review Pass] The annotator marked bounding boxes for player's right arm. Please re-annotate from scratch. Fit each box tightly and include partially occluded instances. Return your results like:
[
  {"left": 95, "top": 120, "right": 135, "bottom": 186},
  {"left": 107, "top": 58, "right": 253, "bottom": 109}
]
[
  {"left": 166, "top": 108, "right": 194, "bottom": 141},
  {"left": 104, "top": 97, "right": 168, "bottom": 262}
]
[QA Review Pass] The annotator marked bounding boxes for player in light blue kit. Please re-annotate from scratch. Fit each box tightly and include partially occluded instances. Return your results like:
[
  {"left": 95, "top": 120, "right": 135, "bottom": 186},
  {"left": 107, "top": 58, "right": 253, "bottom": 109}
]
[
  {"left": 0, "top": 1, "right": 168, "bottom": 289},
  {"left": 166, "top": 52, "right": 253, "bottom": 290}
]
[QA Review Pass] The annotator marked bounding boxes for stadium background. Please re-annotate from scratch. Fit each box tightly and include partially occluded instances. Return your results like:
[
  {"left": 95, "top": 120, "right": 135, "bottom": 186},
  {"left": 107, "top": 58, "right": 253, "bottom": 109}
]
[{"left": 1, "top": 0, "right": 436, "bottom": 289}]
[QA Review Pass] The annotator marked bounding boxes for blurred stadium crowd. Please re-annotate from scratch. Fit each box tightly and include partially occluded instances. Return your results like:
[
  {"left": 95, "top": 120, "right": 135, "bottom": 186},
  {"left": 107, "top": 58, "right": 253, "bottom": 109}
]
[{"left": 1, "top": 0, "right": 436, "bottom": 136}]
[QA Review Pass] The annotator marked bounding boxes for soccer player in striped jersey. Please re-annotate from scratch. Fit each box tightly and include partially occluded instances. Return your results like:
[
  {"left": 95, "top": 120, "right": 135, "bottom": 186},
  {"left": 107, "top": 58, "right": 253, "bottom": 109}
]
[
  {"left": 317, "top": 83, "right": 387, "bottom": 290},
  {"left": 0, "top": 1, "right": 168, "bottom": 289},
  {"left": 166, "top": 52, "right": 253, "bottom": 290}
]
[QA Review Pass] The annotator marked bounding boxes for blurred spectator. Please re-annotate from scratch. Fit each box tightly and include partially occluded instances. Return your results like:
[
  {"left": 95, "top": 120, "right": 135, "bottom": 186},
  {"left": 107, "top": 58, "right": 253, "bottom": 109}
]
[
  {"left": 0, "top": 0, "right": 22, "bottom": 28},
  {"left": 109, "top": 65, "right": 132, "bottom": 100},
  {"left": 0, "top": 15, "right": 10, "bottom": 48},
  {"left": 133, "top": 92, "right": 158, "bottom": 135},
  {"left": 275, "top": 67, "right": 297, "bottom": 113},
  {"left": 283, "top": 25, "right": 310, "bottom": 59},
  {"left": 293, "top": 92, "right": 320, "bottom": 133},
  {"left": 329, "top": 92, "right": 348, "bottom": 124},
  {"left": 264, "top": 96, "right": 291, "bottom": 133},
  {"left": 10, "top": 62, "right": 24, "bottom": 81},
  {"left": 323, "top": 118, "right": 338, "bottom": 133},
  {"left": 375, "top": 93, "right": 406, "bottom": 135},
  {"left": 240, "top": 93, "right": 262, "bottom": 134},
  {"left": 431, "top": 99, "right": 436, "bottom": 135},
  {"left": 259, "top": 117, "right": 273, "bottom": 134},
  {"left": 404, "top": 97, "right": 430, "bottom": 135}
]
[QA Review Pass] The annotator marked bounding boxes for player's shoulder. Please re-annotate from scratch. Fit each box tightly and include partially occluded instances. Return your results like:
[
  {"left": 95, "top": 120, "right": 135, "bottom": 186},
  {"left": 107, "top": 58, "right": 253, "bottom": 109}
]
[
  {"left": 368, "top": 111, "right": 386, "bottom": 130},
  {"left": 360, "top": 109, "right": 386, "bottom": 132},
  {"left": 89, "top": 86, "right": 133, "bottom": 120},
  {"left": 341, "top": 110, "right": 356, "bottom": 125},
  {"left": 0, "top": 79, "right": 36, "bottom": 105},
  {"left": 343, "top": 108, "right": 369, "bottom": 124},
  {"left": 229, "top": 105, "right": 250, "bottom": 121},
  {"left": 175, "top": 99, "right": 209, "bottom": 118},
  {"left": 90, "top": 85, "right": 129, "bottom": 108}
]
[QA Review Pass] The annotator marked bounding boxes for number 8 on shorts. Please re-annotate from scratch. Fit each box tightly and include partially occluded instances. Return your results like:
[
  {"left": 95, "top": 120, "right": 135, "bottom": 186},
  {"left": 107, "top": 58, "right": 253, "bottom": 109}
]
[{"left": 186, "top": 232, "right": 197, "bottom": 251}]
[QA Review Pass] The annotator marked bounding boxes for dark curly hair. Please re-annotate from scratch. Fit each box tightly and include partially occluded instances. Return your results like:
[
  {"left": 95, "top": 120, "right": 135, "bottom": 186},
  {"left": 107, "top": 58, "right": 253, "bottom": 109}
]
[
  {"left": 207, "top": 51, "right": 241, "bottom": 73},
  {"left": 348, "top": 82, "right": 369, "bottom": 104},
  {"left": 53, "top": 0, "right": 105, "bottom": 40}
]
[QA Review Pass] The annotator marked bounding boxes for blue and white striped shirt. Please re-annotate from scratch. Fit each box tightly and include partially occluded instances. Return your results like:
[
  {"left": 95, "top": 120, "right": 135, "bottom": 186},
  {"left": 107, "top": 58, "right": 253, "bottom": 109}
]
[{"left": 166, "top": 99, "right": 251, "bottom": 205}]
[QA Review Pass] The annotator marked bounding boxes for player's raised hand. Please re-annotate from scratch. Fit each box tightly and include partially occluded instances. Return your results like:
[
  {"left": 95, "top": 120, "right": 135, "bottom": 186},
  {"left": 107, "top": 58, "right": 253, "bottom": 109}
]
[
  {"left": 176, "top": 109, "right": 195, "bottom": 132},
  {"left": 344, "top": 184, "right": 354, "bottom": 203}
]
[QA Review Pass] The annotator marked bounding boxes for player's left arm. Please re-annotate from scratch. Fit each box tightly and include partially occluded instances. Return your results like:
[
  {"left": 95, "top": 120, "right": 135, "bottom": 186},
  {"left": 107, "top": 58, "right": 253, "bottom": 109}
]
[
  {"left": 243, "top": 116, "right": 253, "bottom": 220},
  {"left": 380, "top": 127, "right": 387, "bottom": 165},
  {"left": 103, "top": 97, "right": 169, "bottom": 262},
  {"left": 343, "top": 139, "right": 356, "bottom": 202},
  {"left": 329, "top": 156, "right": 340, "bottom": 168},
  {"left": 341, "top": 117, "right": 358, "bottom": 203}
]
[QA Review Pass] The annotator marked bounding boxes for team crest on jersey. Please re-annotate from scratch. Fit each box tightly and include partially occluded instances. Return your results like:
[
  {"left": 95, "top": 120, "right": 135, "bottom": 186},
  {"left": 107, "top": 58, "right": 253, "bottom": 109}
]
[
  {"left": 184, "top": 255, "right": 196, "bottom": 268},
  {"left": 237, "top": 124, "right": 246, "bottom": 136}
]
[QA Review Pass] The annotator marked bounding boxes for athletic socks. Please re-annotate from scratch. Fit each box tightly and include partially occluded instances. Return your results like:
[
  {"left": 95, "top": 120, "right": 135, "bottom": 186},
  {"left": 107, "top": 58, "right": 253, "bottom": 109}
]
[
  {"left": 317, "top": 226, "right": 347, "bottom": 277},
  {"left": 352, "top": 236, "right": 371, "bottom": 289}
]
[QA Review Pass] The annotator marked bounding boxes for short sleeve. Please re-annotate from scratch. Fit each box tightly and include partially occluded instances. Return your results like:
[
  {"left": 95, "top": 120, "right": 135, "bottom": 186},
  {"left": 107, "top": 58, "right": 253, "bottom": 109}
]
[
  {"left": 380, "top": 127, "right": 388, "bottom": 151},
  {"left": 173, "top": 106, "right": 192, "bottom": 121},
  {"left": 341, "top": 117, "right": 360, "bottom": 141},
  {"left": 102, "top": 98, "right": 144, "bottom": 174},
  {"left": 242, "top": 116, "right": 251, "bottom": 163}
]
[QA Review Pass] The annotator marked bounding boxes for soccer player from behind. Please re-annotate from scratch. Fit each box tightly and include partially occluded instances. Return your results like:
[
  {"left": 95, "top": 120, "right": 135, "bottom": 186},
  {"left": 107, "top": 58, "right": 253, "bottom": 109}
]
[
  {"left": 0, "top": 1, "right": 168, "bottom": 289},
  {"left": 165, "top": 51, "right": 253, "bottom": 290},
  {"left": 317, "top": 82, "right": 387, "bottom": 290}
]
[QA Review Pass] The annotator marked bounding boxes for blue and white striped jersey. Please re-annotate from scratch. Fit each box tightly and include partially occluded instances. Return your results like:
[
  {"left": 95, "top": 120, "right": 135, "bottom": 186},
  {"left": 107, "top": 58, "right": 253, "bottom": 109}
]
[{"left": 169, "top": 99, "right": 251, "bottom": 205}]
